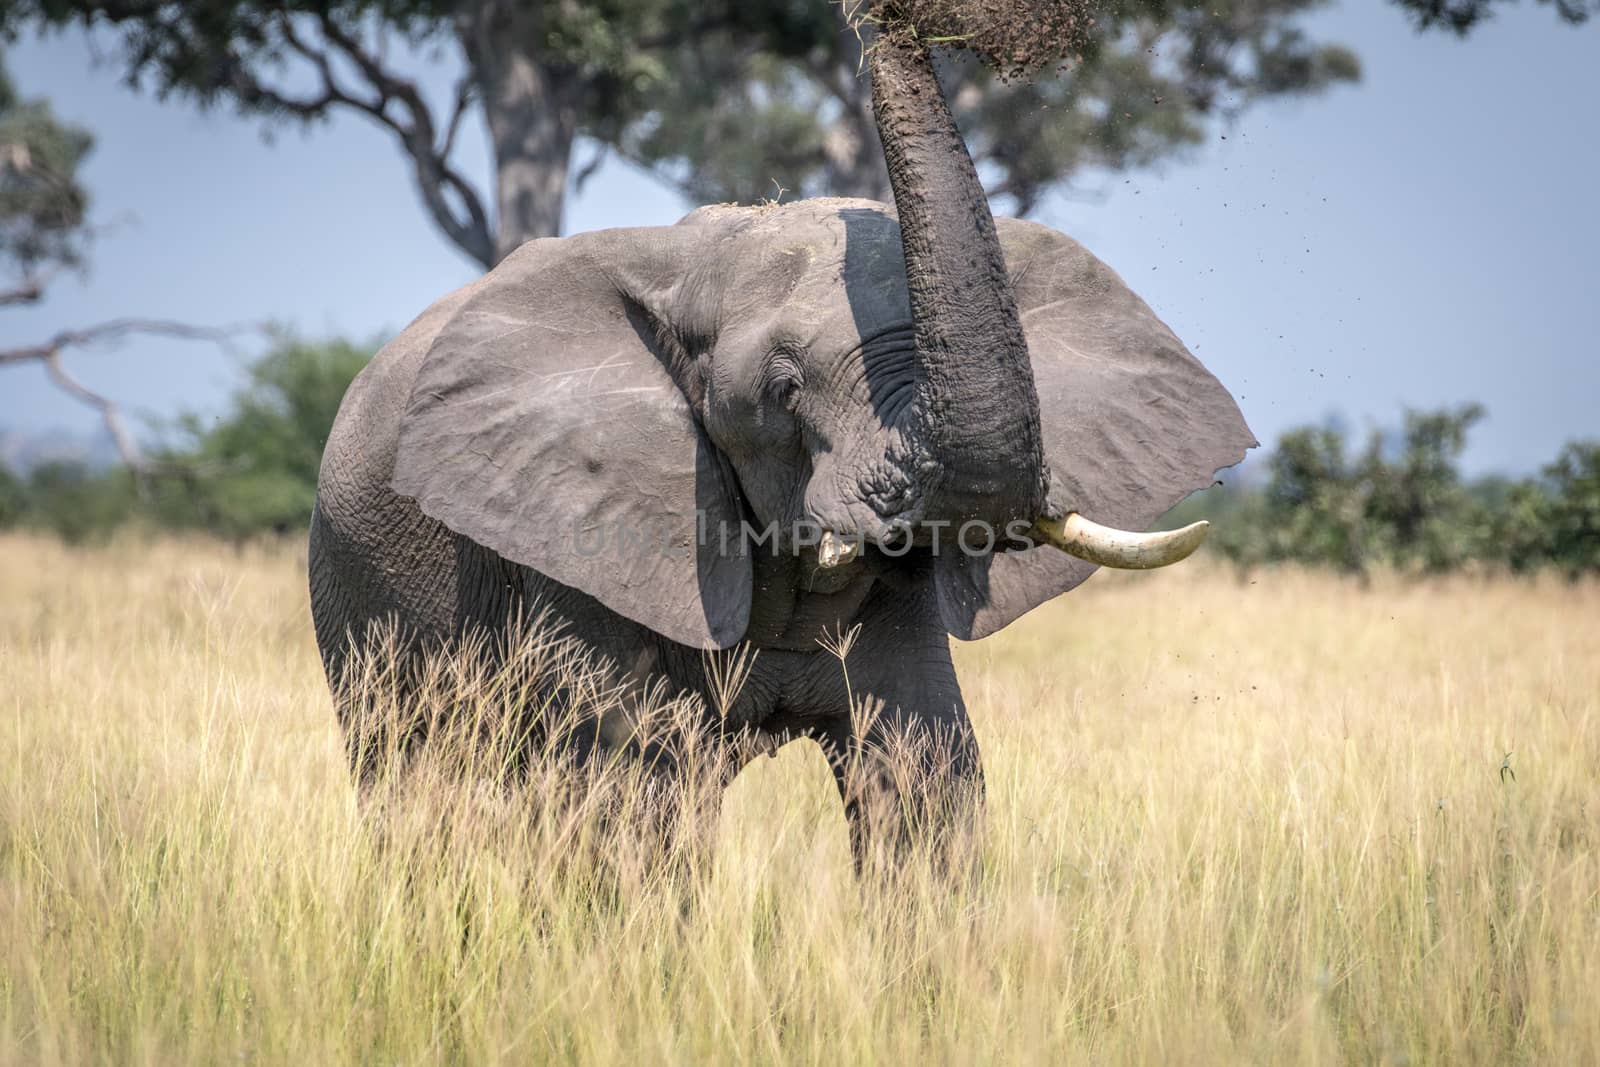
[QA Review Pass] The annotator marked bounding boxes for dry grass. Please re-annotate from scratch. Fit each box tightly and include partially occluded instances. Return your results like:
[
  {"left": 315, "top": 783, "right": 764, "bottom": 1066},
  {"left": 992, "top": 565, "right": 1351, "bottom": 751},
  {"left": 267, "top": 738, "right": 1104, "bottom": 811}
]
[{"left": 2, "top": 531, "right": 1598, "bottom": 1065}]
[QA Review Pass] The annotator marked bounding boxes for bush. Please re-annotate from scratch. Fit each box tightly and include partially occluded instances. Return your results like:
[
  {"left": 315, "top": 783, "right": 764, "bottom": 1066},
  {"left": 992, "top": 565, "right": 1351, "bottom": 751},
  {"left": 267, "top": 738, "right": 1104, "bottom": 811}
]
[
  {"left": 0, "top": 334, "right": 372, "bottom": 541},
  {"left": 1543, "top": 441, "right": 1600, "bottom": 577},
  {"left": 153, "top": 334, "right": 374, "bottom": 537},
  {"left": 1182, "top": 406, "right": 1598, "bottom": 578},
  {"left": 0, "top": 462, "right": 25, "bottom": 526},
  {"left": 3, "top": 461, "right": 139, "bottom": 543}
]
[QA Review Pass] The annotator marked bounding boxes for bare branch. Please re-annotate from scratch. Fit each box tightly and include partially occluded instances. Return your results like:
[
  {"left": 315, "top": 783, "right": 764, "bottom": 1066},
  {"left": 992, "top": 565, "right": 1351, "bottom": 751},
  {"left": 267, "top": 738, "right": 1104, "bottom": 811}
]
[
  {"left": 317, "top": 15, "right": 424, "bottom": 121},
  {"left": 0, "top": 319, "right": 249, "bottom": 492},
  {"left": 216, "top": 12, "right": 494, "bottom": 266},
  {"left": 440, "top": 73, "right": 476, "bottom": 161},
  {"left": 0, "top": 318, "right": 243, "bottom": 361},
  {"left": 314, "top": 13, "right": 494, "bottom": 266},
  {"left": 40, "top": 351, "right": 146, "bottom": 481},
  {"left": 573, "top": 143, "right": 607, "bottom": 193},
  {"left": 278, "top": 20, "right": 384, "bottom": 121},
  {"left": 221, "top": 32, "right": 343, "bottom": 122},
  {"left": 0, "top": 273, "right": 49, "bottom": 307}
]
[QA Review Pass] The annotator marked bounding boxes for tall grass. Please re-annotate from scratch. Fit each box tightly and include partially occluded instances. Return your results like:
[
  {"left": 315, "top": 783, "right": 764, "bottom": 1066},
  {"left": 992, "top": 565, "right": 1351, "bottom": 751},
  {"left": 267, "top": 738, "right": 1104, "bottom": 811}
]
[{"left": 2, "top": 532, "right": 1597, "bottom": 1064}]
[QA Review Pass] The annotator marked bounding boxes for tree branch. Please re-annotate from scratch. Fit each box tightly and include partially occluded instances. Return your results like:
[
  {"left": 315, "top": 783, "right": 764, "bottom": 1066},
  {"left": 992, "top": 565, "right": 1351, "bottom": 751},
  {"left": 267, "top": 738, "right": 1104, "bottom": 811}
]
[
  {"left": 0, "top": 319, "right": 247, "bottom": 491},
  {"left": 218, "top": 13, "right": 494, "bottom": 266},
  {"left": 0, "top": 273, "right": 49, "bottom": 307},
  {"left": 572, "top": 142, "right": 607, "bottom": 193},
  {"left": 311, "top": 14, "right": 494, "bottom": 265},
  {"left": 440, "top": 72, "right": 476, "bottom": 162}
]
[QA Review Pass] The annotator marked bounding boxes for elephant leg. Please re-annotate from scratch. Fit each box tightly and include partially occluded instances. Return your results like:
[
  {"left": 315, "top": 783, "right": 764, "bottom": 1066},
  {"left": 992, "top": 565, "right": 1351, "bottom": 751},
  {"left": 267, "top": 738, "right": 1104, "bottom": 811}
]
[
  {"left": 817, "top": 703, "right": 984, "bottom": 874},
  {"left": 807, "top": 586, "right": 984, "bottom": 872}
]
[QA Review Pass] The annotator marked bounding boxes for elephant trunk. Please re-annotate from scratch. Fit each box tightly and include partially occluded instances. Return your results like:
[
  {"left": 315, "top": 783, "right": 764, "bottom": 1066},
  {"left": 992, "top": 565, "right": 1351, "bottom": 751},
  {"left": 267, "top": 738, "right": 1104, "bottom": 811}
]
[{"left": 869, "top": 24, "right": 1048, "bottom": 526}]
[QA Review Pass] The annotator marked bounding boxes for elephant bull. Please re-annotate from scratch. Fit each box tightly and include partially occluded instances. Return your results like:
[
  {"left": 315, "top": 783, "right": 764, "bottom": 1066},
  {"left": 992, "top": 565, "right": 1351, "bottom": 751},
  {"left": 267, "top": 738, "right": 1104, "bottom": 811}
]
[{"left": 308, "top": 26, "right": 1254, "bottom": 858}]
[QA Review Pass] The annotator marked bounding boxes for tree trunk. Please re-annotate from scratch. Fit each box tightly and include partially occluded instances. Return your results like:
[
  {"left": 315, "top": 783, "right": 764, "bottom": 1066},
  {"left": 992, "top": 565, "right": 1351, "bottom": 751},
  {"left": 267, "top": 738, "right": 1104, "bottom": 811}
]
[
  {"left": 457, "top": 3, "right": 583, "bottom": 261},
  {"left": 820, "top": 27, "right": 891, "bottom": 202}
]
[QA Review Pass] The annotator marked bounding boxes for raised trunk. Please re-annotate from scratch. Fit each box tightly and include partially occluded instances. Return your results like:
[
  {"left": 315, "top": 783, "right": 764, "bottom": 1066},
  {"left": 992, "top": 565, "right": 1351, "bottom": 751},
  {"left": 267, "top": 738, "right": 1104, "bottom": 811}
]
[
  {"left": 869, "top": 26, "right": 1047, "bottom": 524},
  {"left": 459, "top": 6, "right": 582, "bottom": 260}
]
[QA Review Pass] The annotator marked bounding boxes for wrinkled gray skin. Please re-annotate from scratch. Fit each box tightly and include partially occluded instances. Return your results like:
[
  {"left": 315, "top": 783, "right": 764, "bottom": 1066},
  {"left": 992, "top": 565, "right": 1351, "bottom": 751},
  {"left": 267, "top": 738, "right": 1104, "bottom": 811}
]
[{"left": 310, "top": 31, "right": 1254, "bottom": 858}]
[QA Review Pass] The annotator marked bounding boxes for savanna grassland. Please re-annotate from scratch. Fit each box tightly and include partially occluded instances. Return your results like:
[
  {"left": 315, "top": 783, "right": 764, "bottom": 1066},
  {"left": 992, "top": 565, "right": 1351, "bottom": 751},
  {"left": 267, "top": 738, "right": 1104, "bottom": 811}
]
[{"left": 2, "top": 532, "right": 1597, "bottom": 1065}]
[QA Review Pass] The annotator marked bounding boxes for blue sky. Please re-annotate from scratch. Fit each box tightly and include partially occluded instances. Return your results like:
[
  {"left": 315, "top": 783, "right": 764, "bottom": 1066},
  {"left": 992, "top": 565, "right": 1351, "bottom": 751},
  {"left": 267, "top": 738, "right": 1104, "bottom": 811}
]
[{"left": 1, "top": 4, "right": 1595, "bottom": 474}]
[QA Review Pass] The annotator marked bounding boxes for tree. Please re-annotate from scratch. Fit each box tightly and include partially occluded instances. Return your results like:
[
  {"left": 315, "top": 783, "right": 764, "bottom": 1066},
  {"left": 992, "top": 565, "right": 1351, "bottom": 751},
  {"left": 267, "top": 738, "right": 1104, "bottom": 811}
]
[
  {"left": 3, "top": 0, "right": 751, "bottom": 265},
  {"left": 4, "top": 0, "right": 1365, "bottom": 265},
  {"left": 1262, "top": 423, "right": 1370, "bottom": 572},
  {"left": 7, "top": 1, "right": 1594, "bottom": 266},
  {"left": 6, "top": 459, "right": 139, "bottom": 541},
  {"left": 1475, "top": 471, "right": 1554, "bottom": 574},
  {"left": 0, "top": 56, "right": 242, "bottom": 485},
  {"left": 1541, "top": 440, "right": 1600, "bottom": 576},
  {"left": 1361, "top": 403, "right": 1486, "bottom": 571},
  {"left": 1392, "top": 0, "right": 1597, "bottom": 33},
  {"left": 154, "top": 335, "right": 374, "bottom": 536},
  {"left": 1181, "top": 404, "right": 1600, "bottom": 579},
  {"left": 0, "top": 334, "right": 370, "bottom": 540},
  {"left": 626, "top": 2, "right": 1362, "bottom": 215},
  {"left": 0, "top": 55, "right": 91, "bottom": 304},
  {"left": 1241, "top": 405, "right": 1494, "bottom": 574}
]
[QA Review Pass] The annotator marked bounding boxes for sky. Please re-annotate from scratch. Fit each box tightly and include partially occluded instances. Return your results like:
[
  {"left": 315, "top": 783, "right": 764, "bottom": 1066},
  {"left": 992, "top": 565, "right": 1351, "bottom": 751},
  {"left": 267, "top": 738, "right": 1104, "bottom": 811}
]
[{"left": 1, "top": 4, "right": 1596, "bottom": 475}]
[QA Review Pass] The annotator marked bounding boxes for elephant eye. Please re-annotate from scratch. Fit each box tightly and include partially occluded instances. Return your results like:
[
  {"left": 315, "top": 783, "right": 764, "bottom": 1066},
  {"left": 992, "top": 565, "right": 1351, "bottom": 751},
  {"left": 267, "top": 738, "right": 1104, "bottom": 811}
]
[
  {"left": 764, "top": 348, "right": 804, "bottom": 411},
  {"left": 768, "top": 376, "right": 800, "bottom": 409}
]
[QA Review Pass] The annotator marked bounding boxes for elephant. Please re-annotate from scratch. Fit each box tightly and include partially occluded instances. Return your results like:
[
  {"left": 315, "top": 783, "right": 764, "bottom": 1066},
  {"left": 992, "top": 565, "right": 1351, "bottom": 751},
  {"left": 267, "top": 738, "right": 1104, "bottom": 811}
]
[{"left": 307, "top": 27, "right": 1254, "bottom": 859}]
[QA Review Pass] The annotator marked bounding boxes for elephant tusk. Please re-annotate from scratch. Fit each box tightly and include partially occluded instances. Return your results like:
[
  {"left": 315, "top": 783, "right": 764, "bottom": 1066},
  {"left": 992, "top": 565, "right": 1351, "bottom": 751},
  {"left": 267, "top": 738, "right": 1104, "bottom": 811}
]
[
  {"left": 817, "top": 530, "right": 861, "bottom": 569},
  {"left": 1032, "top": 513, "right": 1210, "bottom": 570}
]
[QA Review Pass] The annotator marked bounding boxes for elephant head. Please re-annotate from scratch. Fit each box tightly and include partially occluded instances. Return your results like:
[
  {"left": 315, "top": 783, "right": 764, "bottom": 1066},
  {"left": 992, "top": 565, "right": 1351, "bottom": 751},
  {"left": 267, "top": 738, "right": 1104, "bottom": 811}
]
[{"left": 391, "top": 30, "right": 1254, "bottom": 650}]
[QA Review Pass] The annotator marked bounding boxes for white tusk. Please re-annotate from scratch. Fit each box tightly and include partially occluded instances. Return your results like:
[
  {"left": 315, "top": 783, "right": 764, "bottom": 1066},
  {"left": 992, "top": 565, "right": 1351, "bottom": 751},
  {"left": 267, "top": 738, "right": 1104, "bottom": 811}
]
[
  {"left": 1032, "top": 512, "right": 1209, "bottom": 570},
  {"left": 817, "top": 530, "right": 861, "bottom": 569}
]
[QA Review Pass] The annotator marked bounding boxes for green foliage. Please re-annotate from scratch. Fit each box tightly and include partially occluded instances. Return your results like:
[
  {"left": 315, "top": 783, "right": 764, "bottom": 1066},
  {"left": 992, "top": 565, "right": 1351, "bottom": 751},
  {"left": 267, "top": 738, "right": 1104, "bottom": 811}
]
[
  {"left": 1, "top": 0, "right": 686, "bottom": 131},
  {"left": 1263, "top": 425, "right": 1366, "bottom": 570},
  {"left": 1180, "top": 405, "right": 1600, "bottom": 578},
  {"left": 1361, "top": 403, "right": 1487, "bottom": 571},
  {"left": 4, "top": 461, "right": 139, "bottom": 543},
  {"left": 1393, "top": 0, "right": 1598, "bottom": 34},
  {"left": 0, "top": 460, "right": 29, "bottom": 524},
  {"left": 1, "top": 0, "right": 1364, "bottom": 249},
  {"left": 626, "top": 1, "right": 1363, "bottom": 213},
  {"left": 155, "top": 334, "right": 374, "bottom": 536},
  {"left": 1, "top": 335, "right": 372, "bottom": 541},
  {"left": 3, "top": 0, "right": 1590, "bottom": 260},
  {"left": 0, "top": 54, "right": 92, "bottom": 278},
  {"left": 1540, "top": 441, "right": 1600, "bottom": 576}
]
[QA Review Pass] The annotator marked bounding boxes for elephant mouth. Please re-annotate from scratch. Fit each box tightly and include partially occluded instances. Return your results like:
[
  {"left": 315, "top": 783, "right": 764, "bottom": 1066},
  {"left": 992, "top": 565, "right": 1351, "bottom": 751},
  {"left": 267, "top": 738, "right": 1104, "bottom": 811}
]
[
  {"left": 810, "top": 514, "right": 1212, "bottom": 572},
  {"left": 817, "top": 530, "right": 861, "bottom": 569}
]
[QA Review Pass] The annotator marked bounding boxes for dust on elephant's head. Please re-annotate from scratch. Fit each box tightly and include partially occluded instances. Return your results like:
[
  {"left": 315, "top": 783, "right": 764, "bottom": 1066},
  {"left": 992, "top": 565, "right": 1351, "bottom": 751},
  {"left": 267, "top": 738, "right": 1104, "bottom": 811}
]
[{"left": 390, "top": 198, "right": 1254, "bottom": 649}]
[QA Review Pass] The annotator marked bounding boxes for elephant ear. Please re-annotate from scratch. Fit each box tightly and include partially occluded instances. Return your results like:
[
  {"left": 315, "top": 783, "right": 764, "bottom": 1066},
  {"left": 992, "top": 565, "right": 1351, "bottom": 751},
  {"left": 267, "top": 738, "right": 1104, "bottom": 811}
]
[
  {"left": 391, "top": 227, "right": 752, "bottom": 649},
  {"left": 935, "top": 217, "right": 1257, "bottom": 640}
]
